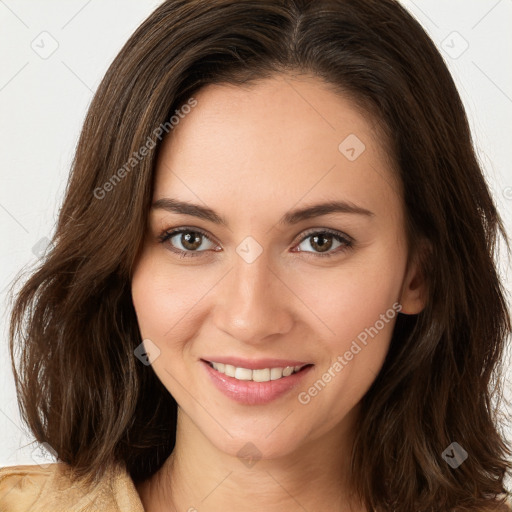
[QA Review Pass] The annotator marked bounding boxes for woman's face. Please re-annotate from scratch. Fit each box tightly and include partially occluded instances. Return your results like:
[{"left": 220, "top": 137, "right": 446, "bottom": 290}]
[{"left": 131, "top": 73, "right": 425, "bottom": 461}]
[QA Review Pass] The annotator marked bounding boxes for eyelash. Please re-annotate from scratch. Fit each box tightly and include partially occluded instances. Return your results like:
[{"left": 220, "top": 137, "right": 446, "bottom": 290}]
[{"left": 157, "top": 226, "right": 354, "bottom": 259}]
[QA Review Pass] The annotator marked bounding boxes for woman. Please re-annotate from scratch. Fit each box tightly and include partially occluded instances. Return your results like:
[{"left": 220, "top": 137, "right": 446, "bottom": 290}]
[{"left": 1, "top": 0, "right": 511, "bottom": 510}]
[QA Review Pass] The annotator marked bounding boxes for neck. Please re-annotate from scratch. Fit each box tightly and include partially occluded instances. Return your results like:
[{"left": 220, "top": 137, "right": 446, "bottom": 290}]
[{"left": 136, "top": 405, "right": 366, "bottom": 512}]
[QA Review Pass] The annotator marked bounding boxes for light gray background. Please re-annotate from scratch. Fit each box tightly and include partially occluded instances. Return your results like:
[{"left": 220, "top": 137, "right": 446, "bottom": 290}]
[{"left": 1, "top": 0, "right": 511, "bottom": 475}]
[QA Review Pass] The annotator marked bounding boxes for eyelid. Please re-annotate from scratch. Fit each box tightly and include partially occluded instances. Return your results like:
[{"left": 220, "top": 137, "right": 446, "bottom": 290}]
[
  {"left": 294, "top": 227, "right": 354, "bottom": 245},
  {"left": 158, "top": 225, "right": 216, "bottom": 242}
]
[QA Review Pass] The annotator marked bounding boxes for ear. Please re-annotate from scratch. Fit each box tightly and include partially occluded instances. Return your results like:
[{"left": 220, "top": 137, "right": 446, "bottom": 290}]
[{"left": 399, "top": 241, "right": 429, "bottom": 315}]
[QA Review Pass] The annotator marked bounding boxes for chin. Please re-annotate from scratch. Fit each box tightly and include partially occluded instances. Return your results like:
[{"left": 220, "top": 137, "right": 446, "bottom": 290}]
[{"left": 204, "top": 423, "right": 309, "bottom": 463}]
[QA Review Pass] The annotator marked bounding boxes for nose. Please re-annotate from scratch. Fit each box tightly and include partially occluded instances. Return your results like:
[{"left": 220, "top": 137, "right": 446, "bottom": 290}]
[{"left": 212, "top": 250, "right": 294, "bottom": 345}]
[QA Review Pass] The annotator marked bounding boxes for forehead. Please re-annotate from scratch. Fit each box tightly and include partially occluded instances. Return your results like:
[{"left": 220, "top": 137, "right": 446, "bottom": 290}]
[{"left": 153, "top": 74, "right": 401, "bottom": 227}]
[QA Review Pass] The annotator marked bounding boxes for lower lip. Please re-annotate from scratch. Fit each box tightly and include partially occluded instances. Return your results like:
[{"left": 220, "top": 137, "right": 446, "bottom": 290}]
[{"left": 201, "top": 360, "right": 313, "bottom": 405}]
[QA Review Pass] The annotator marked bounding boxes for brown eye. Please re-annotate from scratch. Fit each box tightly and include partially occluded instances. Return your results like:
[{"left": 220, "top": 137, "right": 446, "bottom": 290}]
[
  {"left": 158, "top": 228, "right": 217, "bottom": 257},
  {"left": 309, "top": 233, "right": 334, "bottom": 253},
  {"left": 179, "top": 231, "right": 203, "bottom": 251},
  {"left": 158, "top": 227, "right": 353, "bottom": 259},
  {"left": 294, "top": 229, "right": 354, "bottom": 258}
]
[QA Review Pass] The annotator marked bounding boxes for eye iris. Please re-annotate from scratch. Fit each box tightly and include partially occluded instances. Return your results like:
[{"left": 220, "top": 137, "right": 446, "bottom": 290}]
[
  {"left": 181, "top": 231, "right": 202, "bottom": 250},
  {"left": 311, "top": 233, "right": 333, "bottom": 253}
]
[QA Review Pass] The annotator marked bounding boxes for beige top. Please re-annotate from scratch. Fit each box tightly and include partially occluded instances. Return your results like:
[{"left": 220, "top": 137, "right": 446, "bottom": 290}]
[
  {"left": 0, "top": 462, "right": 145, "bottom": 512},
  {"left": 1, "top": 462, "right": 512, "bottom": 511}
]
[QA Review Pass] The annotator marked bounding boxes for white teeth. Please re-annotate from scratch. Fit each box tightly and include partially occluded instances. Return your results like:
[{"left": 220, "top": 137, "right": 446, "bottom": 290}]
[
  {"left": 270, "top": 367, "right": 283, "bottom": 380},
  {"left": 209, "top": 362, "right": 306, "bottom": 382},
  {"left": 224, "top": 364, "right": 236, "bottom": 377},
  {"left": 234, "top": 367, "right": 252, "bottom": 380},
  {"left": 282, "top": 366, "right": 294, "bottom": 377},
  {"left": 252, "top": 368, "right": 271, "bottom": 382}
]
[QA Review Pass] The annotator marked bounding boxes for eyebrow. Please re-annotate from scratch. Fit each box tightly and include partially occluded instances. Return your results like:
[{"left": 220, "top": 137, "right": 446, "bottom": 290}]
[{"left": 151, "top": 198, "right": 375, "bottom": 226}]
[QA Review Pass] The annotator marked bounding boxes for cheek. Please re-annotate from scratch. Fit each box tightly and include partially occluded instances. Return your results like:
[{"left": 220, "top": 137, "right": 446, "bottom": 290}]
[
  {"left": 131, "top": 250, "right": 202, "bottom": 343},
  {"left": 294, "top": 281, "right": 401, "bottom": 438},
  {"left": 290, "top": 245, "right": 406, "bottom": 349},
  {"left": 291, "top": 246, "right": 406, "bottom": 427}
]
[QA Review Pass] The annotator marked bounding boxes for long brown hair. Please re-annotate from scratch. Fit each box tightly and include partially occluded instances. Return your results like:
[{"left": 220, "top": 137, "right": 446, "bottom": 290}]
[{"left": 7, "top": 0, "right": 512, "bottom": 510}]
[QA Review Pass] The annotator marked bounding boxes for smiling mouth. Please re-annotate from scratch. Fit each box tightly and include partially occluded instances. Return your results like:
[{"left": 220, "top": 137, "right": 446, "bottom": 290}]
[{"left": 204, "top": 360, "right": 313, "bottom": 383}]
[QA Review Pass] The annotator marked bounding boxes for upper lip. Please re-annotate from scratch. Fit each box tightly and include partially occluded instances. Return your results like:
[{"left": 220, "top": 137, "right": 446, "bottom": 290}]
[{"left": 201, "top": 357, "right": 312, "bottom": 370}]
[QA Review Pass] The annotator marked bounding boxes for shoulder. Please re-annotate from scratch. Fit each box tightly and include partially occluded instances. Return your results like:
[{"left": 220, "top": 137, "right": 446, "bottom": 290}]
[
  {"left": 497, "top": 498, "right": 512, "bottom": 511},
  {"left": 0, "top": 462, "right": 144, "bottom": 512},
  {"left": 487, "top": 499, "right": 512, "bottom": 512}
]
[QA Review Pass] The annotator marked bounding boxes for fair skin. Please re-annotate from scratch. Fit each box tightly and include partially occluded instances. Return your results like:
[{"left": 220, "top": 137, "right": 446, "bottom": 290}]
[{"left": 131, "top": 73, "right": 426, "bottom": 512}]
